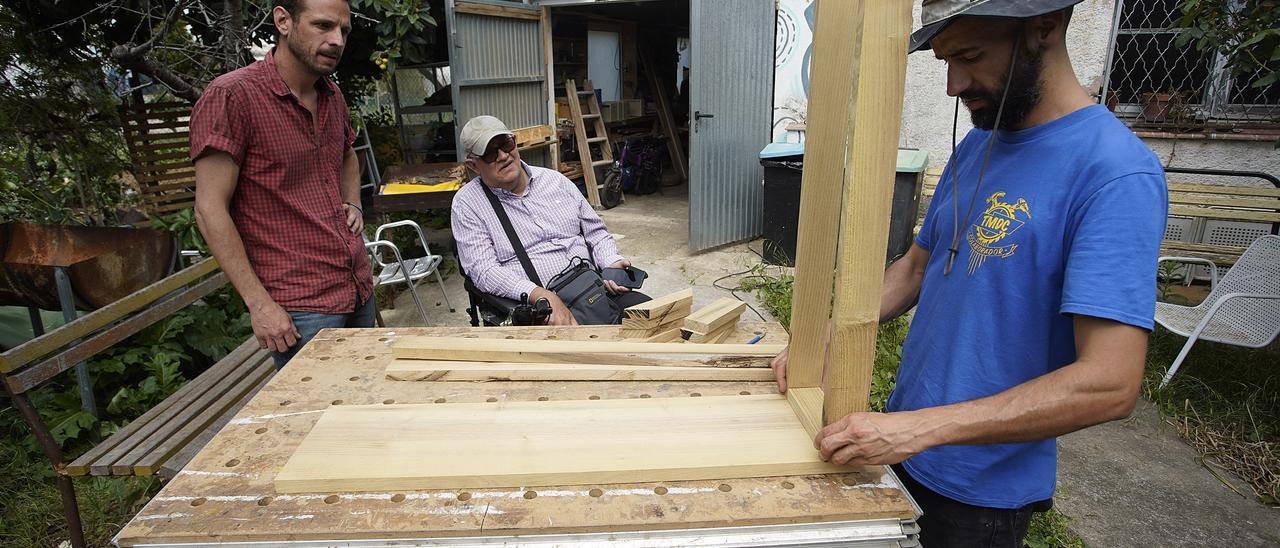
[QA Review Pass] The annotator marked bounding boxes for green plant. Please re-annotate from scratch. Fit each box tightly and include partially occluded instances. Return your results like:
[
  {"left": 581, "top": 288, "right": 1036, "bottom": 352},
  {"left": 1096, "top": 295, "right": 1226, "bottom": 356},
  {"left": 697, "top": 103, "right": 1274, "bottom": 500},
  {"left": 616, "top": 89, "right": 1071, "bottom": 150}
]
[
  {"left": 1174, "top": 0, "right": 1280, "bottom": 88},
  {"left": 350, "top": 0, "right": 438, "bottom": 73}
]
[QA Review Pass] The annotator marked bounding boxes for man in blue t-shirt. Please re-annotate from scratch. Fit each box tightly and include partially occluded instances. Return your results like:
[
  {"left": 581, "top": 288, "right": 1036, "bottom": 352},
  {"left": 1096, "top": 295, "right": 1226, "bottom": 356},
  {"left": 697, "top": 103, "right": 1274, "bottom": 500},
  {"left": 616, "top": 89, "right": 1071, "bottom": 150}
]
[{"left": 772, "top": 1, "right": 1167, "bottom": 545}]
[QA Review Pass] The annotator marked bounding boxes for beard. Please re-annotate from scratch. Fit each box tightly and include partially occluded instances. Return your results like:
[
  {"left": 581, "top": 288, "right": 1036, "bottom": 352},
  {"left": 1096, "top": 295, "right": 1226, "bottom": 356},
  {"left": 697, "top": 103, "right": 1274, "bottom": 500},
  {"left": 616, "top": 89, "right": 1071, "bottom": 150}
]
[
  {"left": 964, "top": 43, "right": 1044, "bottom": 130},
  {"left": 285, "top": 31, "right": 341, "bottom": 76}
]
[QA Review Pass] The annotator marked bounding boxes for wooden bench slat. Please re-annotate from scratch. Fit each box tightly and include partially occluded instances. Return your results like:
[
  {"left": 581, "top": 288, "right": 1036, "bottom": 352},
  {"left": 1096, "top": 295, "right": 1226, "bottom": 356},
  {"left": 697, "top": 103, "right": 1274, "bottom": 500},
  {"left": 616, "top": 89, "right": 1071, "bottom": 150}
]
[
  {"left": 1168, "top": 181, "right": 1280, "bottom": 198},
  {"left": 68, "top": 338, "right": 258, "bottom": 476},
  {"left": 1167, "top": 194, "right": 1280, "bottom": 210},
  {"left": 135, "top": 169, "right": 195, "bottom": 185},
  {"left": 129, "top": 138, "right": 191, "bottom": 156},
  {"left": 1168, "top": 205, "right": 1280, "bottom": 224},
  {"left": 135, "top": 353, "right": 273, "bottom": 476},
  {"left": 158, "top": 360, "right": 272, "bottom": 479},
  {"left": 109, "top": 347, "right": 269, "bottom": 475}
]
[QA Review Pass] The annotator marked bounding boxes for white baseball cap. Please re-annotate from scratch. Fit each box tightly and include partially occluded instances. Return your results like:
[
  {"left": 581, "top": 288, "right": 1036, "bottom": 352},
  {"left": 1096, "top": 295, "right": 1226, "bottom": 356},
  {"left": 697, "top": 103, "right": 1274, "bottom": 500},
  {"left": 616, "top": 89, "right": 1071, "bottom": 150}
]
[{"left": 459, "top": 115, "right": 515, "bottom": 157}]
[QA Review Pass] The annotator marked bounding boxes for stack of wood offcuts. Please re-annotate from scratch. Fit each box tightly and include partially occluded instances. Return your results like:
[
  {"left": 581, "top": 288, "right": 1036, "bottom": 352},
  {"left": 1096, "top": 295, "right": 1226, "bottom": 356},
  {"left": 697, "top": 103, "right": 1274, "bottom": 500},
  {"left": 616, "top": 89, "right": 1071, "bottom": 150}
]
[{"left": 620, "top": 289, "right": 747, "bottom": 344}]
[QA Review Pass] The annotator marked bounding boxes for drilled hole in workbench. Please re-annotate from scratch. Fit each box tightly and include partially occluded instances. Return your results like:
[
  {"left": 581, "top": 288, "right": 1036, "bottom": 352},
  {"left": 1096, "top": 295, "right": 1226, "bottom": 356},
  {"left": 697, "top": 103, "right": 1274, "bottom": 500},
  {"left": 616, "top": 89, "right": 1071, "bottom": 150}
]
[
  {"left": 588, "top": 395, "right": 600, "bottom": 400},
  {"left": 348, "top": 376, "right": 360, "bottom": 382},
  {"left": 383, "top": 399, "right": 396, "bottom": 405},
  {"left": 781, "top": 481, "right": 795, "bottom": 490},
  {"left": 486, "top": 397, "right": 498, "bottom": 402},
  {"left": 225, "top": 458, "right": 240, "bottom": 467},
  {"left": 523, "top": 490, "right": 538, "bottom": 499},
  {"left": 257, "top": 497, "right": 272, "bottom": 506},
  {"left": 364, "top": 355, "right": 375, "bottom": 360},
  {"left": 841, "top": 476, "right": 859, "bottom": 486},
  {"left": 190, "top": 497, "right": 206, "bottom": 507},
  {"left": 457, "top": 492, "right": 472, "bottom": 502},
  {"left": 754, "top": 331, "right": 763, "bottom": 335},
  {"left": 718, "top": 484, "right": 732, "bottom": 492},
  {"left": 336, "top": 338, "right": 347, "bottom": 342},
  {"left": 390, "top": 494, "right": 406, "bottom": 503},
  {"left": 546, "top": 335, "right": 558, "bottom": 340},
  {"left": 463, "top": 334, "right": 478, "bottom": 338},
  {"left": 434, "top": 398, "right": 447, "bottom": 403},
  {"left": 324, "top": 495, "right": 339, "bottom": 504},
  {"left": 639, "top": 394, "right": 651, "bottom": 398},
  {"left": 504, "top": 335, "right": 515, "bottom": 339},
  {"left": 739, "top": 391, "right": 751, "bottom": 395},
  {"left": 589, "top": 488, "right": 604, "bottom": 497},
  {"left": 301, "top": 376, "right": 312, "bottom": 382},
  {"left": 690, "top": 392, "right": 702, "bottom": 397},
  {"left": 589, "top": 334, "right": 598, "bottom": 339},
  {"left": 254, "top": 427, "right": 267, "bottom": 435},
  {"left": 279, "top": 400, "right": 291, "bottom": 407},
  {"left": 537, "top": 396, "right": 549, "bottom": 401},
  {"left": 653, "top": 486, "right": 668, "bottom": 495},
  {"left": 318, "top": 356, "right": 330, "bottom": 361},
  {"left": 331, "top": 400, "right": 343, "bottom": 406}
]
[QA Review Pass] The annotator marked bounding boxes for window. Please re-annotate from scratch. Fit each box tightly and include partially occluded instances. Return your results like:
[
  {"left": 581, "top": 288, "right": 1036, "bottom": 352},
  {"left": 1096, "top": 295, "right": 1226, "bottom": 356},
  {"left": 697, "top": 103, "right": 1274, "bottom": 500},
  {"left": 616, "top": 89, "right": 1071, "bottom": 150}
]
[{"left": 1103, "top": 0, "right": 1279, "bottom": 130}]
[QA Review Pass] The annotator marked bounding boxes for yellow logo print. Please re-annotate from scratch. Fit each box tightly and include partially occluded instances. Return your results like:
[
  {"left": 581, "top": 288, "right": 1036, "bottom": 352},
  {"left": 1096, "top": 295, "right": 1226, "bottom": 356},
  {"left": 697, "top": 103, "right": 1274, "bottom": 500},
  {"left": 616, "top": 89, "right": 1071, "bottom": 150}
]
[{"left": 966, "top": 191, "right": 1031, "bottom": 275}]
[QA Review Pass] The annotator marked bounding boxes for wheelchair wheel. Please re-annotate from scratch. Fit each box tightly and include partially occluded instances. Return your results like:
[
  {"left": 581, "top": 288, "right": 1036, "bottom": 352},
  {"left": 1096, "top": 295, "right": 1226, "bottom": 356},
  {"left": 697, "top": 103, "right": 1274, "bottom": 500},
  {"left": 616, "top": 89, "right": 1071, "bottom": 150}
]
[{"left": 601, "top": 169, "right": 624, "bottom": 209}]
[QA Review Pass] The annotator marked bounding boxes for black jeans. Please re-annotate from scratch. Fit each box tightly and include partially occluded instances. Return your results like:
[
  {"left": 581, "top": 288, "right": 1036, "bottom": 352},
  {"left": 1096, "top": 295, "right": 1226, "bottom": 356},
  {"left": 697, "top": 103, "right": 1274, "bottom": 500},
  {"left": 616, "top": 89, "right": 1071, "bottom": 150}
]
[
  {"left": 610, "top": 290, "right": 651, "bottom": 311},
  {"left": 893, "top": 464, "right": 1052, "bottom": 547}
]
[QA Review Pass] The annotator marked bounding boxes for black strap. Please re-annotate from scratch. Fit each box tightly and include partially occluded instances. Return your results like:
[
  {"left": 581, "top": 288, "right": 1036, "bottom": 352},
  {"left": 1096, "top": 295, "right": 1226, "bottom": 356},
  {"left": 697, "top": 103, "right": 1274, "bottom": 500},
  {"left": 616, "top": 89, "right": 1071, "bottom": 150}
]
[{"left": 479, "top": 182, "right": 543, "bottom": 287}]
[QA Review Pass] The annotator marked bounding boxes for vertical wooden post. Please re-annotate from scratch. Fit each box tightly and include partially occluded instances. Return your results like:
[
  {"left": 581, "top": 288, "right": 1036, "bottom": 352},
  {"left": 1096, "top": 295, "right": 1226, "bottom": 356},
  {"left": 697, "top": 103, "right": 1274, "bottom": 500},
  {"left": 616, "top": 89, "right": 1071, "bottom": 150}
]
[
  {"left": 823, "top": 1, "right": 911, "bottom": 423},
  {"left": 785, "top": 0, "right": 866, "bottom": 391}
]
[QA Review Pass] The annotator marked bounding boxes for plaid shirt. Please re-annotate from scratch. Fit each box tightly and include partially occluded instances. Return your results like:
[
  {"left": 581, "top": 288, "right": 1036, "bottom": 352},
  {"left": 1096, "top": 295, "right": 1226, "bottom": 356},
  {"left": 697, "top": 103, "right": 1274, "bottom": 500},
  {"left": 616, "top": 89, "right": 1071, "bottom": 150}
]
[
  {"left": 190, "top": 49, "right": 373, "bottom": 314},
  {"left": 451, "top": 163, "right": 625, "bottom": 301}
]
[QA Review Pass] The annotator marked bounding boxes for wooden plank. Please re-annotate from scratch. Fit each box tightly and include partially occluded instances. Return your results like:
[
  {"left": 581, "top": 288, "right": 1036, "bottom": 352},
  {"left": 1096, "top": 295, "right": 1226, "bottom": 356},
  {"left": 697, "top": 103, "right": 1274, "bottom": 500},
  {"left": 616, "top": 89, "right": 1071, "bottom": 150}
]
[
  {"left": 787, "top": 387, "right": 824, "bottom": 440},
  {"left": 684, "top": 321, "right": 737, "bottom": 344},
  {"left": 643, "top": 327, "right": 683, "bottom": 343},
  {"left": 69, "top": 338, "right": 257, "bottom": 476},
  {"left": 110, "top": 347, "right": 270, "bottom": 475},
  {"left": 620, "top": 314, "right": 685, "bottom": 336},
  {"left": 621, "top": 303, "right": 692, "bottom": 329},
  {"left": 133, "top": 355, "right": 275, "bottom": 475},
  {"left": 454, "top": 0, "right": 540, "bottom": 20},
  {"left": 134, "top": 169, "right": 195, "bottom": 185},
  {"left": 1167, "top": 194, "right": 1279, "bottom": 210},
  {"left": 158, "top": 354, "right": 272, "bottom": 478},
  {"left": 1168, "top": 205, "right": 1280, "bottom": 223},
  {"left": 638, "top": 45, "right": 688, "bottom": 183},
  {"left": 391, "top": 337, "right": 783, "bottom": 364},
  {"left": 623, "top": 288, "right": 694, "bottom": 320},
  {"left": 824, "top": 0, "right": 910, "bottom": 422},
  {"left": 385, "top": 360, "right": 773, "bottom": 382},
  {"left": 786, "top": 0, "right": 866, "bottom": 390},
  {"left": 1168, "top": 181, "right": 1280, "bottom": 198},
  {"left": 0, "top": 258, "right": 219, "bottom": 373},
  {"left": 274, "top": 395, "right": 847, "bottom": 493},
  {"left": 683, "top": 298, "right": 746, "bottom": 334}
]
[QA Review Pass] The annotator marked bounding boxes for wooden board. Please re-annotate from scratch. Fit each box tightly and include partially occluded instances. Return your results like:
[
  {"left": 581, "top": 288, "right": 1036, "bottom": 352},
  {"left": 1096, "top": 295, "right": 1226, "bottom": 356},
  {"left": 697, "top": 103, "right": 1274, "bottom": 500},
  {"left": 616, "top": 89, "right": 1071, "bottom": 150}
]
[
  {"left": 624, "top": 288, "right": 694, "bottom": 321},
  {"left": 825, "top": 0, "right": 910, "bottom": 421},
  {"left": 684, "top": 298, "right": 747, "bottom": 335},
  {"left": 275, "top": 395, "right": 846, "bottom": 493},
  {"left": 785, "top": 0, "right": 866, "bottom": 391},
  {"left": 683, "top": 322, "right": 738, "bottom": 344},
  {"left": 391, "top": 337, "right": 784, "bottom": 365},
  {"left": 115, "top": 324, "right": 916, "bottom": 546},
  {"left": 620, "top": 315, "right": 686, "bottom": 336},
  {"left": 384, "top": 360, "right": 774, "bottom": 382}
]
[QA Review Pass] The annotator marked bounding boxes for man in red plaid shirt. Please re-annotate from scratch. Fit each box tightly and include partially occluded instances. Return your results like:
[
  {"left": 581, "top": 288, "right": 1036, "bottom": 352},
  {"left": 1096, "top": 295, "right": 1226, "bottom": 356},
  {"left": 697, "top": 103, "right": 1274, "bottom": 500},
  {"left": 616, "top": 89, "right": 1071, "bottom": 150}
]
[{"left": 192, "top": 0, "right": 374, "bottom": 369}]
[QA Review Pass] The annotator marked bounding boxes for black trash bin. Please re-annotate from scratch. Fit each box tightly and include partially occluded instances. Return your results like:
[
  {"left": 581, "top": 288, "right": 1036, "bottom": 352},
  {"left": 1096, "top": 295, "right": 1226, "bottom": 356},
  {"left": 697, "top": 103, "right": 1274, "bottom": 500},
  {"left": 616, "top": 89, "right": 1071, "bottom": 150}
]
[{"left": 760, "top": 144, "right": 928, "bottom": 266}]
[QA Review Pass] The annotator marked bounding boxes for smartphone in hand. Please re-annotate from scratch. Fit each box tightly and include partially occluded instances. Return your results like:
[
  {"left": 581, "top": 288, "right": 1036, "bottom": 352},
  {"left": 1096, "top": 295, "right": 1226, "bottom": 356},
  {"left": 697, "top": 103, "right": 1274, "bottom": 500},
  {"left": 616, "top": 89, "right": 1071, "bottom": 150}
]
[{"left": 602, "top": 266, "right": 647, "bottom": 289}]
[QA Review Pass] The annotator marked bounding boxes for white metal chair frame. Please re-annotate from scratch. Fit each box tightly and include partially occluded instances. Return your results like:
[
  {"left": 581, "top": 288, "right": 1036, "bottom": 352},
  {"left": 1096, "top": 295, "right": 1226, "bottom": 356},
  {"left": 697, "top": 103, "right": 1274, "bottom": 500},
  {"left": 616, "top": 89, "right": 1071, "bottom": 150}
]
[
  {"left": 365, "top": 220, "right": 454, "bottom": 327},
  {"left": 1154, "top": 234, "right": 1280, "bottom": 388}
]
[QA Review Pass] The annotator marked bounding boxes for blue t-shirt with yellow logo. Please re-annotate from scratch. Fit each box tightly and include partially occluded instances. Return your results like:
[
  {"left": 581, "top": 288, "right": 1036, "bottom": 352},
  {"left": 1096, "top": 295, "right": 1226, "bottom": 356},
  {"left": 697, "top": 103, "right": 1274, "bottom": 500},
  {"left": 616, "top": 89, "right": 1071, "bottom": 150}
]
[{"left": 892, "top": 104, "right": 1167, "bottom": 509}]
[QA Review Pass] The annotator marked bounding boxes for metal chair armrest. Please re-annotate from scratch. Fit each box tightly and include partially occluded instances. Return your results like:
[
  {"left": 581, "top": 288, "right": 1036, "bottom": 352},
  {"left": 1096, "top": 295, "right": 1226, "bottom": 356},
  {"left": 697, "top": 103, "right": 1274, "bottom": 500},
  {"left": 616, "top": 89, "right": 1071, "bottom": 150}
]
[
  {"left": 364, "top": 239, "right": 418, "bottom": 290},
  {"left": 1158, "top": 256, "right": 1219, "bottom": 289}
]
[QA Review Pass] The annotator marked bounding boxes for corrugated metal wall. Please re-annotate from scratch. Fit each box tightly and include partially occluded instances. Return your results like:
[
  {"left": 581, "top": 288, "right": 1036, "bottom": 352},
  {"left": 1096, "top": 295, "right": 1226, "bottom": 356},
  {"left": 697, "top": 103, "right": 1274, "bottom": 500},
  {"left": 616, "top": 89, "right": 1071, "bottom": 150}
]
[
  {"left": 447, "top": 0, "right": 550, "bottom": 165},
  {"left": 688, "top": 0, "right": 775, "bottom": 252}
]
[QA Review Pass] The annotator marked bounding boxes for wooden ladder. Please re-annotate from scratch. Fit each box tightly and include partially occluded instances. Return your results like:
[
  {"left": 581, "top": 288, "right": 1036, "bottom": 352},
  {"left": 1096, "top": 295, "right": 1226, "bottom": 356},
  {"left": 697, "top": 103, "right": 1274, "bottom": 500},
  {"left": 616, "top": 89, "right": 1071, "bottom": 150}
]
[
  {"left": 565, "top": 79, "right": 613, "bottom": 207},
  {"left": 638, "top": 47, "right": 688, "bottom": 184}
]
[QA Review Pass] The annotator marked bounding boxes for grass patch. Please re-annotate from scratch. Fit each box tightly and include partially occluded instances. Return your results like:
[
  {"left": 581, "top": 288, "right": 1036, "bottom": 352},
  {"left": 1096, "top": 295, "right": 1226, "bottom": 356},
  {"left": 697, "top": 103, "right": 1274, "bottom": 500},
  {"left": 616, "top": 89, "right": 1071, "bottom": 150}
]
[
  {"left": 1143, "top": 326, "right": 1280, "bottom": 505},
  {"left": 740, "top": 264, "right": 1087, "bottom": 547}
]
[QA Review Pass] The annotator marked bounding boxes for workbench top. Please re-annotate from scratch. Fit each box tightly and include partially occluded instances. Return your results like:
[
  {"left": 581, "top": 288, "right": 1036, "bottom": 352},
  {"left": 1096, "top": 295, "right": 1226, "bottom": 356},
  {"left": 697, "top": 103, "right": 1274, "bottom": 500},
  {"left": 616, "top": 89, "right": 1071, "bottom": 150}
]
[{"left": 116, "top": 323, "right": 916, "bottom": 546}]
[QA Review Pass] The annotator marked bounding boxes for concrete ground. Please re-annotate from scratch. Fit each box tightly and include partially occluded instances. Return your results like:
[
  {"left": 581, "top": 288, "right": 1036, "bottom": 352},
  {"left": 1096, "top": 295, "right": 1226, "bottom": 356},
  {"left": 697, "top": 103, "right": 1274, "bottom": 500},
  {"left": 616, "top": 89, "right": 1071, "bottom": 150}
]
[
  {"left": 379, "top": 183, "right": 1279, "bottom": 545},
  {"left": 380, "top": 183, "right": 781, "bottom": 333}
]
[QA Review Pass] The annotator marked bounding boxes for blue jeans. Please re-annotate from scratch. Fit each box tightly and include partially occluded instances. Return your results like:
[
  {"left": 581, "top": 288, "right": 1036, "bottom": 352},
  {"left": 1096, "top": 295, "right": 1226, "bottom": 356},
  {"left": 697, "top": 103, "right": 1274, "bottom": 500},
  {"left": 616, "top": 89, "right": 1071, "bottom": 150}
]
[{"left": 272, "top": 291, "right": 377, "bottom": 369}]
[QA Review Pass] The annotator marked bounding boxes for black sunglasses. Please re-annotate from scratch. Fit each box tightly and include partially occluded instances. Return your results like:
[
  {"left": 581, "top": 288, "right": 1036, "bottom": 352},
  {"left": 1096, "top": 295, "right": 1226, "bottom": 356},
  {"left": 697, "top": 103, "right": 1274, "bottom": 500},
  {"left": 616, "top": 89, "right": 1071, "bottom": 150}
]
[{"left": 474, "top": 135, "right": 516, "bottom": 164}]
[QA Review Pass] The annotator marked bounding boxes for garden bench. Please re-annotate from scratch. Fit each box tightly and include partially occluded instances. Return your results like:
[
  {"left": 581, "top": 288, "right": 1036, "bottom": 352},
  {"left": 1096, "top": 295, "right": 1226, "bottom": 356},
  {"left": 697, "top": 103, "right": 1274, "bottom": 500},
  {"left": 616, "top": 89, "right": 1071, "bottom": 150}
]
[
  {"left": 0, "top": 258, "right": 266, "bottom": 548},
  {"left": 920, "top": 167, "right": 1279, "bottom": 277}
]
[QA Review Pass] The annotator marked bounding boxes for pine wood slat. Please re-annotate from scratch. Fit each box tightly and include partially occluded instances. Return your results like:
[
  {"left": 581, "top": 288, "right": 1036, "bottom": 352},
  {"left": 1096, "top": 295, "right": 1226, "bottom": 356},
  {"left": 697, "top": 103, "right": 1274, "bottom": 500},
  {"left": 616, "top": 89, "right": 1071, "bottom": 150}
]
[{"left": 384, "top": 360, "right": 774, "bottom": 382}]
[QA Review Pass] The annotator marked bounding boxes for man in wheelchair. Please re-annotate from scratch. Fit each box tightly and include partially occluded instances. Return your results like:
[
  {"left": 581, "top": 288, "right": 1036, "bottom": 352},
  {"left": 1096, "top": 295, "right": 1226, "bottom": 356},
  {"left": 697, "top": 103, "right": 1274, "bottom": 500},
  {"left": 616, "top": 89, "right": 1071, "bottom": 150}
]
[{"left": 451, "top": 115, "right": 651, "bottom": 326}]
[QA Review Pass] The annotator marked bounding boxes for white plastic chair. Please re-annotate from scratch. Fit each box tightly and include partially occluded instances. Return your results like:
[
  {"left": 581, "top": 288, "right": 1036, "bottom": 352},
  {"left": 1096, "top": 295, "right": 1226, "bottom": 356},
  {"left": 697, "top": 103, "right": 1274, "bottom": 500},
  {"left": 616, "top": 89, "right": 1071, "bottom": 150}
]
[
  {"left": 1154, "top": 234, "right": 1280, "bottom": 388},
  {"left": 366, "top": 220, "right": 454, "bottom": 326}
]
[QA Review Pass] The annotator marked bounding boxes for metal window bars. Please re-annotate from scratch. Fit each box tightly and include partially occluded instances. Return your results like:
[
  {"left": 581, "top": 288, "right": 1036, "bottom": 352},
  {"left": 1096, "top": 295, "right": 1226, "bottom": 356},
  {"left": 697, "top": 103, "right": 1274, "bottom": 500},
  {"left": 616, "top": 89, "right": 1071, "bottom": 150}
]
[{"left": 1100, "top": 0, "right": 1279, "bottom": 130}]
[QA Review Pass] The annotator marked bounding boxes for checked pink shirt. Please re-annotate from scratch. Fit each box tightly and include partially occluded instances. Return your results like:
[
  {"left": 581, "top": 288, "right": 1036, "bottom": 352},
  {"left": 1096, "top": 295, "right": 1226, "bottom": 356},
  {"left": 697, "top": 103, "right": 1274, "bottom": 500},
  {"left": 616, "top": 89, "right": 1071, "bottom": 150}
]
[
  {"left": 451, "top": 163, "right": 625, "bottom": 301},
  {"left": 189, "top": 49, "right": 373, "bottom": 314}
]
